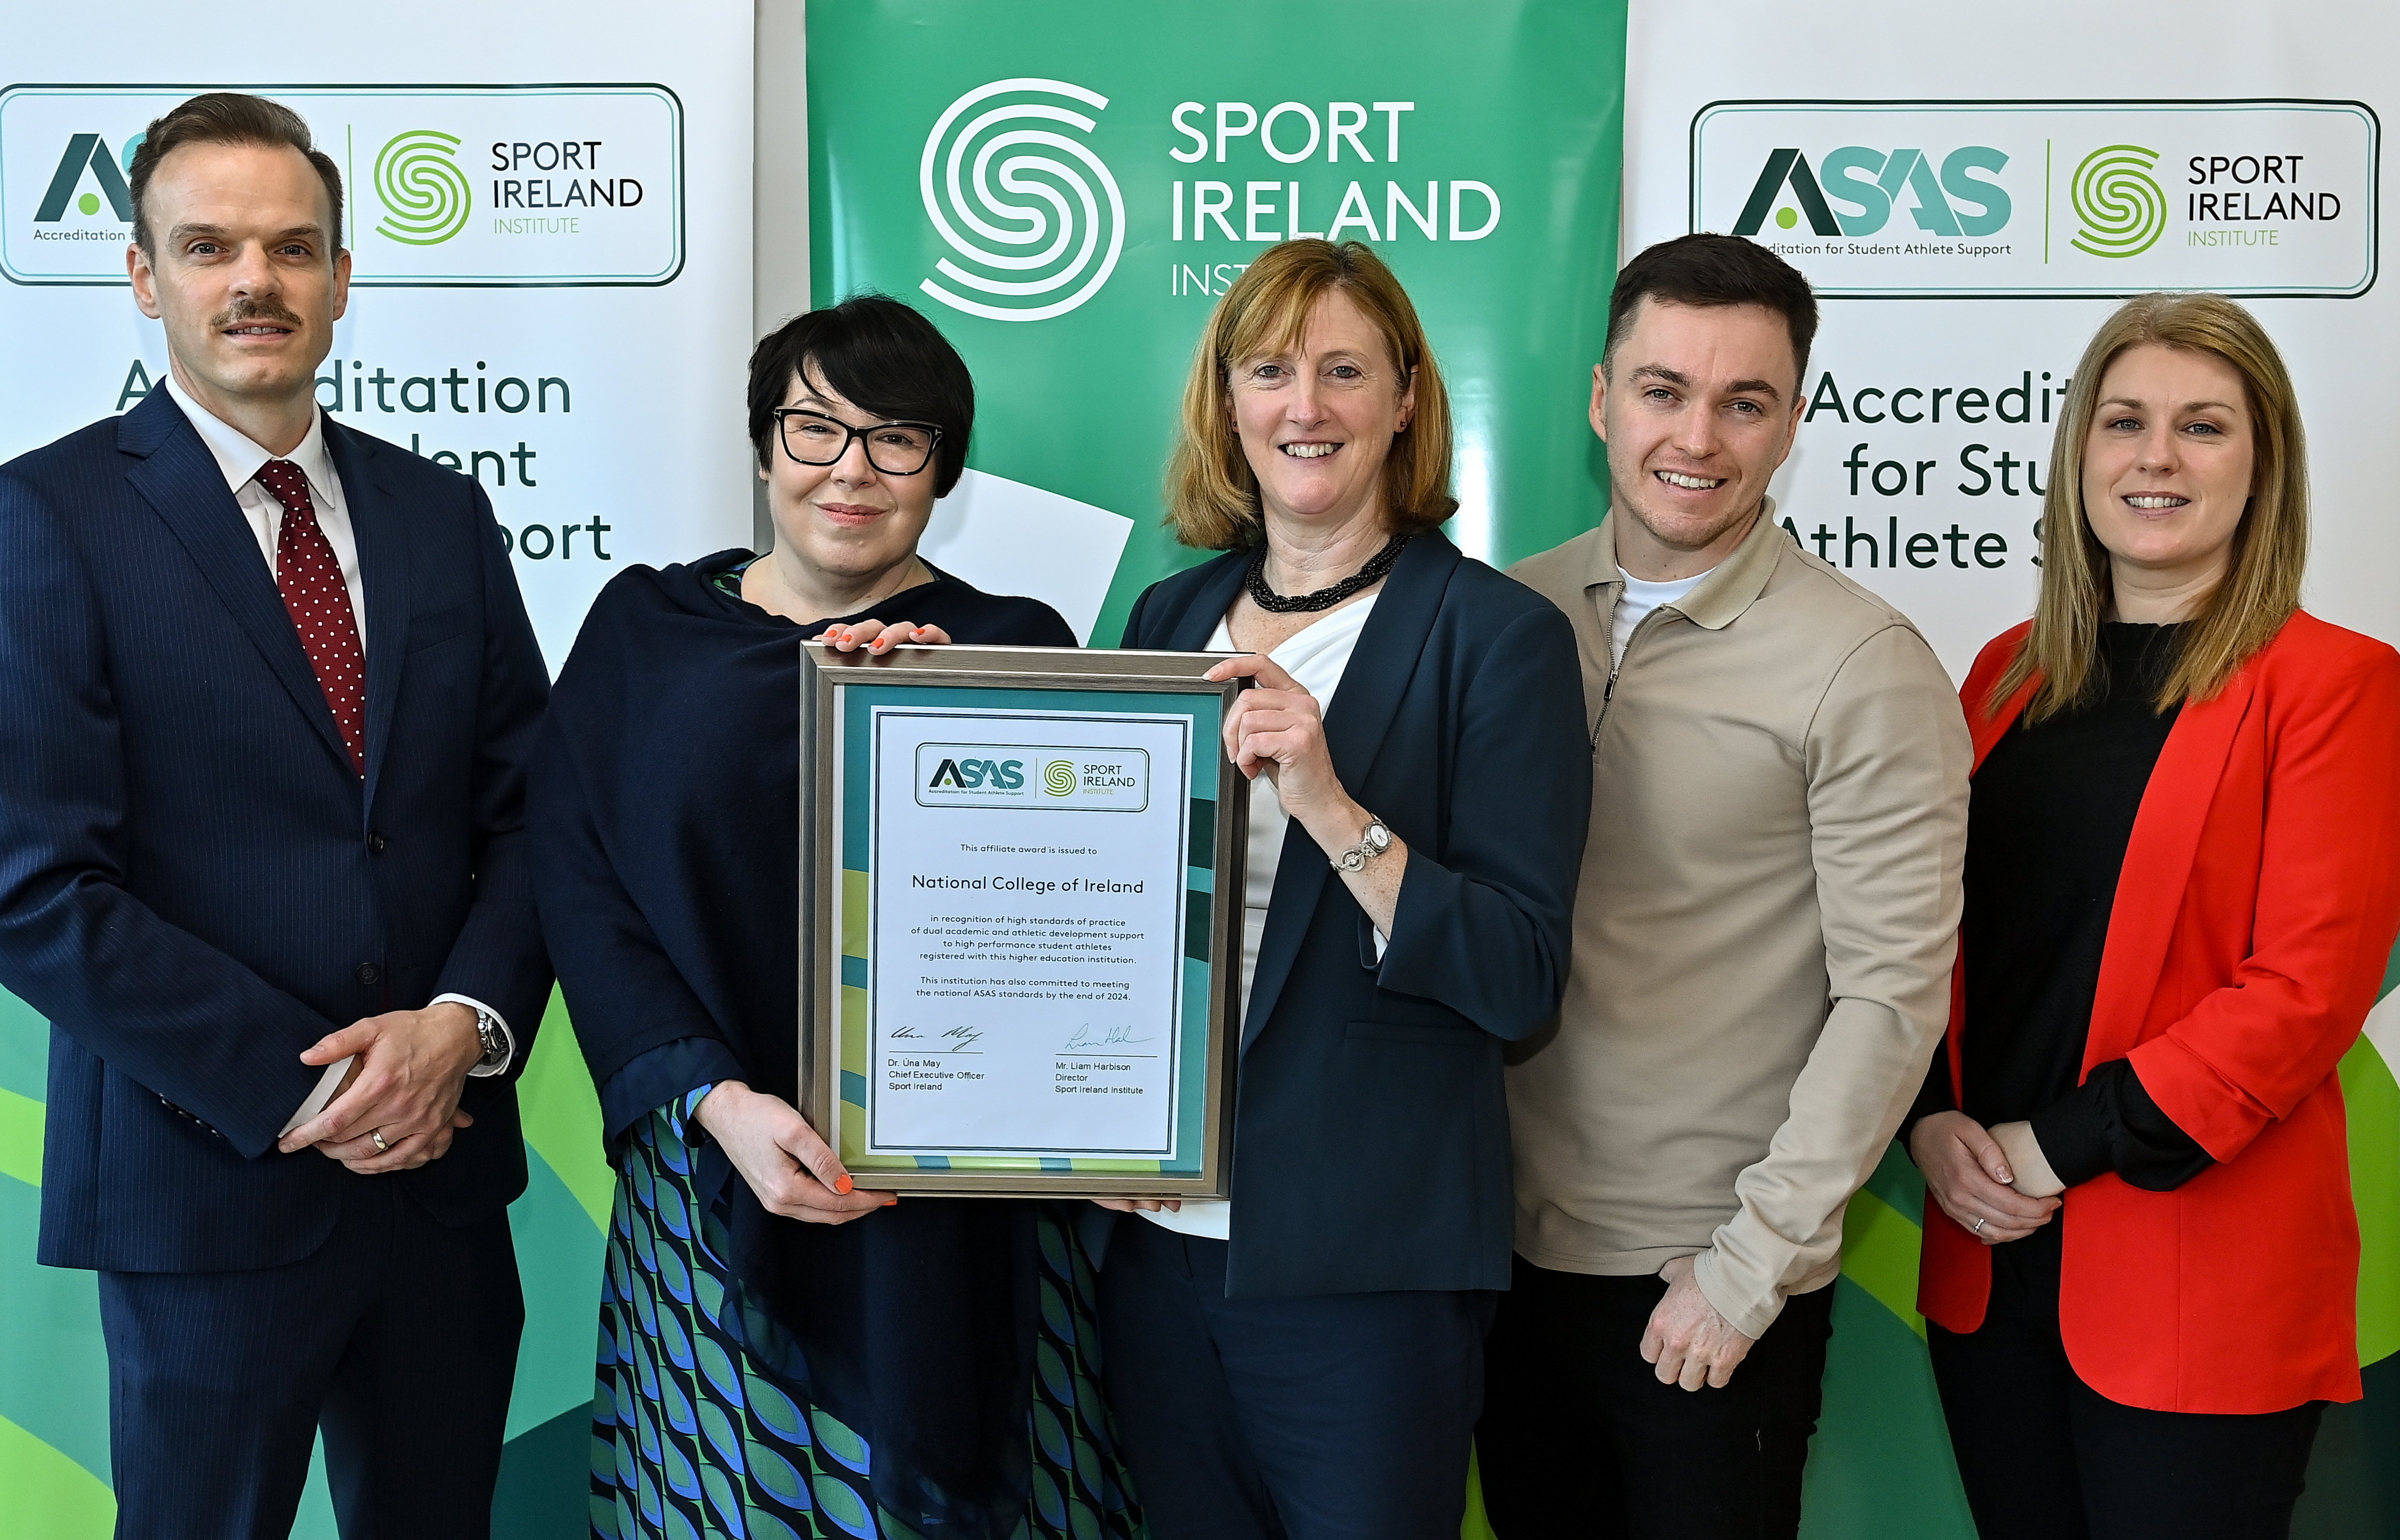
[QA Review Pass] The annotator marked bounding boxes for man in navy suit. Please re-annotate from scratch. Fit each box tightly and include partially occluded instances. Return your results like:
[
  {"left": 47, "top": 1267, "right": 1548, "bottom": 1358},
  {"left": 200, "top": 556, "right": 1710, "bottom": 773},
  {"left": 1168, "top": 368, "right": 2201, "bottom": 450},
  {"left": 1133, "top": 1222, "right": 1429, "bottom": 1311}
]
[{"left": 0, "top": 93, "right": 550, "bottom": 1537}]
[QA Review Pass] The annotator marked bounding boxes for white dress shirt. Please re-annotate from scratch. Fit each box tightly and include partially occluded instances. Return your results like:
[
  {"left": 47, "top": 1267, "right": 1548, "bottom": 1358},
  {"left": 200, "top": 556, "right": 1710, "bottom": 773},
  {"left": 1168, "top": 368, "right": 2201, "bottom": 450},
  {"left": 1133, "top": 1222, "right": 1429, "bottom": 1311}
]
[
  {"left": 163, "top": 373, "right": 365, "bottom": 651},
  {"left": 157, "top": 377, "right": 515, "bottom": 1136},
  {"left": 1142, "top": 593, "right": 1383, "bottom": 1241}
]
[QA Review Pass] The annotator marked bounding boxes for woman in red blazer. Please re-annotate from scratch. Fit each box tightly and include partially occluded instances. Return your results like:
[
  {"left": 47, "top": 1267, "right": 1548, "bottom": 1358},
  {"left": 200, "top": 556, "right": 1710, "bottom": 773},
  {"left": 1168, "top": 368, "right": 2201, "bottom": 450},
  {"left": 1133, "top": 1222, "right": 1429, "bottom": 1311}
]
[{"left": 1907, "top": 291, "right": 2400, "bottom": 1540}]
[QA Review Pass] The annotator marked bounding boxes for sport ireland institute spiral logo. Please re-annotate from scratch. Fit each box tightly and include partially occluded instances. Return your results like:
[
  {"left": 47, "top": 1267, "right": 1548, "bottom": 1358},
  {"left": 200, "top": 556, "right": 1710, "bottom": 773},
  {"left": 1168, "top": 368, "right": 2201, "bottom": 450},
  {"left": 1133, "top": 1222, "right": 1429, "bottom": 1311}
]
[
  {"left": 919, "top": 78, "right": 1125, "bottom": 323},
  {"left": 374, "top": 129, "right": 472, "bottom": 246},
  {"left": 2071, "top": 143, "right": 2166, "bottom": 259},
  {"left": 1043, "top": 760, "right": 1078, "bottom": 797}
]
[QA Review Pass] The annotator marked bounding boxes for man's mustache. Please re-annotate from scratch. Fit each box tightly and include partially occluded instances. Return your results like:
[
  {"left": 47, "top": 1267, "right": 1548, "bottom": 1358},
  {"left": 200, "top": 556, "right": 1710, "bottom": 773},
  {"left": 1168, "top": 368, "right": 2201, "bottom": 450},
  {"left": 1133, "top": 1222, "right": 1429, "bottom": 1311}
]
[{"left": 210, "top": 297, "right": 304, "bottom": 329}]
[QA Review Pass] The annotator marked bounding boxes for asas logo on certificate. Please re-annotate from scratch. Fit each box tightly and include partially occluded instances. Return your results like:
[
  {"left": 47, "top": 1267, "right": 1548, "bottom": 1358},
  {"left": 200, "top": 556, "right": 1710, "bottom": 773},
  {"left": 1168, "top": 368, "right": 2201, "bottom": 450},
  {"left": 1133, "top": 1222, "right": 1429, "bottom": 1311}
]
[{"left": 915, "top": 742, "right": 1150, "bottom": 810}]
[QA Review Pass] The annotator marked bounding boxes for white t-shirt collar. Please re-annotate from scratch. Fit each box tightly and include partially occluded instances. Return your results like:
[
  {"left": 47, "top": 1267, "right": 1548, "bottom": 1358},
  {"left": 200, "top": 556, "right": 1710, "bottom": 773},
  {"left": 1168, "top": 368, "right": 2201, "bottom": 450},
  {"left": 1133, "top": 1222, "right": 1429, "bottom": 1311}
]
[{"left": 1611, "top": 565, "right": 1713, "bottom": 669}]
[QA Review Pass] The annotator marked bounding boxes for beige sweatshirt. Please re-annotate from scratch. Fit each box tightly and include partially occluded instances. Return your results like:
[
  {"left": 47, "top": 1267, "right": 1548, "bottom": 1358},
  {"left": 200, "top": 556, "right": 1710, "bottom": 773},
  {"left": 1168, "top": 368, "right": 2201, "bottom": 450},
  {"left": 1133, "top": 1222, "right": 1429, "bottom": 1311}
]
[{"left": 1504, "top": 507, "right": 1971, "bottom": 1339}]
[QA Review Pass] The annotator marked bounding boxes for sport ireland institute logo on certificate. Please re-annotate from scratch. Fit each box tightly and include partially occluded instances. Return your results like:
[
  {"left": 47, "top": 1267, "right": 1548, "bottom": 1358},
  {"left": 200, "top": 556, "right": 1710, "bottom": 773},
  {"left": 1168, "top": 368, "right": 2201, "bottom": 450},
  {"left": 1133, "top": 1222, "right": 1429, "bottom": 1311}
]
[
  {"left": 0, "top": 84, "right": 684, "bottom": 286},
  {"left": 1692, "top": 98, "right": 2375, "bottom": 298},
  {"left": 917, "top": 78, "right": 1127, "bottom": 323}
]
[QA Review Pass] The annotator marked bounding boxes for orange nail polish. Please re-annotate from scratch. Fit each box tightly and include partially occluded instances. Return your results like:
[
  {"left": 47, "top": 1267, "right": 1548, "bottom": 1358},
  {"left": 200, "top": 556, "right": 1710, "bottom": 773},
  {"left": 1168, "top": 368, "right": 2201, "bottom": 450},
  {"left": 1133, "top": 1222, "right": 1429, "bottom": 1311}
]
[
  {"left": 883, "top": 1198, "right": 898, "bottom": 1207},
  {"left": 833, "top": 1174, "right": 854, "bottom": 1195}
]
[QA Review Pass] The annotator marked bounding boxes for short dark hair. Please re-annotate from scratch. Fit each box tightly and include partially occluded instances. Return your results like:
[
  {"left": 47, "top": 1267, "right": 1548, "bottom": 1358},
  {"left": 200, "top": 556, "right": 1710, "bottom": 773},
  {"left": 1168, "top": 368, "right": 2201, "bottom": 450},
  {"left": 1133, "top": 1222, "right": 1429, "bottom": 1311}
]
[
  {"left": 746, "top": 294, "right": 975, "bottom": 496},
  {"left": 1603, "top": 233, "right": 1818, "bottom": 391},
  {"left": 128, "top": 93, "right": 343, "bottom": 256}
]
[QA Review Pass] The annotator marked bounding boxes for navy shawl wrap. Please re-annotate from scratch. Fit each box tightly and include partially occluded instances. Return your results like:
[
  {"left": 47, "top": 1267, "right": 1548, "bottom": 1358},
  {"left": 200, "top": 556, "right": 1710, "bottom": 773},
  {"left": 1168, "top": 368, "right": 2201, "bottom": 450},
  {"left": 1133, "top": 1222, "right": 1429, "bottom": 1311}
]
[{"left": 530, "top": 551, "right": 1075, "bottom": 1528}]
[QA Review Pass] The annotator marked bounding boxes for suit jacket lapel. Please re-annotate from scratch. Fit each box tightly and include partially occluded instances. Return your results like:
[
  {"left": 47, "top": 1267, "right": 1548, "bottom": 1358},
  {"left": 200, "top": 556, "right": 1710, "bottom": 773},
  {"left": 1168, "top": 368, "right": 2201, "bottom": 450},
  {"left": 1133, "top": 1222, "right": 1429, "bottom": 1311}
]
[
  {"left": 119, "top": 395, "right": 354, "bottom": 774},
  {"left": 2084, "top": 672, "right": 2257, "bottom": 1067},
  {"left": 1156, "top": 555, "right": 1247, "bottom": 651},
  {"left": 334, "top": 425, "right": 410, "bottom": 803},
  {"left": 1239, "top": 533, "right": 1460, "bottom": 1052},
  {"left": 1319, "top": 533, "right": 1455, "bottom": 788}
]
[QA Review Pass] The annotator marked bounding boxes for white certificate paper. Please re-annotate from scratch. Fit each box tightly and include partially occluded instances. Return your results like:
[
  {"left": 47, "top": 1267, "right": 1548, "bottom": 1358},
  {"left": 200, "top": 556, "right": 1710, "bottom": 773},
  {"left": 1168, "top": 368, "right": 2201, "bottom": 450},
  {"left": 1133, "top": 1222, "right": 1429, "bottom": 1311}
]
[{"left": 853, "top": 706, "right": 1193, "bottom": 1159}]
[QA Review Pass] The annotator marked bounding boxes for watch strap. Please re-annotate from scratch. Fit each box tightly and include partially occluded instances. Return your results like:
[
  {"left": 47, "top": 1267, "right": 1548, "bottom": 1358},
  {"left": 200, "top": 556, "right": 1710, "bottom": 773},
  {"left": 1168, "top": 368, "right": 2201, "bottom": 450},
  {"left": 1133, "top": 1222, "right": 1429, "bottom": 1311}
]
[
  {"left": 436, "top": 994, "right": 516, "bottom": 1079},
  {"left": 1329, "top": 817, "right": 1393, "bottom": 873}
]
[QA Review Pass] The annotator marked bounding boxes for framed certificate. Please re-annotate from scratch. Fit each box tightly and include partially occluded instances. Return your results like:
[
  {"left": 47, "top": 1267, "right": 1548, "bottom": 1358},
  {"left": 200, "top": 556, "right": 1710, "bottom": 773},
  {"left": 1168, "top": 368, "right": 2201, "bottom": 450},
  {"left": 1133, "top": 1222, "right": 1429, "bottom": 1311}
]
[{"left": 799, "top": 643, "right": 1248, "bottom": 1197}]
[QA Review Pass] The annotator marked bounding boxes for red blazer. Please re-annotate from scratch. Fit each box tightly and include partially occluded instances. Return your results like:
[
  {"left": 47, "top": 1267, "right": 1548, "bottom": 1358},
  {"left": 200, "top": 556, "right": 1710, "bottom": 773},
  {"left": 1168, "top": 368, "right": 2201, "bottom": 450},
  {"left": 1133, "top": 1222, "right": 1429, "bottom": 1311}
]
[{"left": 1918, "top": 611, "right": 2400, "bottom": 1413}]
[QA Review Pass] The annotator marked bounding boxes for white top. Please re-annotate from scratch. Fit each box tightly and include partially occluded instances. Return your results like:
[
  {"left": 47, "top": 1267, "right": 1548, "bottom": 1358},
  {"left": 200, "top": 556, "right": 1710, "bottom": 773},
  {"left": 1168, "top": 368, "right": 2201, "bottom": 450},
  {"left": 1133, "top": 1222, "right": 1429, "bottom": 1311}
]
[
  {"left": 1611, "top": 566, "right": 1709, "bottom": 671},
  {"left": 162, "top": 374, "right": 365, "bottom": 652},
  {"left": 158, "top": 374, "right": 514, "bottom": 1122},
  {"left": 1141, "top": 593, "right": 1381, "bottom": 1240}
]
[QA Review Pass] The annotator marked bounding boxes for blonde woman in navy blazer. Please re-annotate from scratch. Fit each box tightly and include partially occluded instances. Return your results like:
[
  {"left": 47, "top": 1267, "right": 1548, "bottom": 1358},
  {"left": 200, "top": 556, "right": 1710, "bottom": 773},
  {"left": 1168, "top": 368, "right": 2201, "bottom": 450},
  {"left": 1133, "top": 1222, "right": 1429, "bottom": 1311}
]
[{"left": 1095, "top": 239, "right": 1591, "bottom": 1539}]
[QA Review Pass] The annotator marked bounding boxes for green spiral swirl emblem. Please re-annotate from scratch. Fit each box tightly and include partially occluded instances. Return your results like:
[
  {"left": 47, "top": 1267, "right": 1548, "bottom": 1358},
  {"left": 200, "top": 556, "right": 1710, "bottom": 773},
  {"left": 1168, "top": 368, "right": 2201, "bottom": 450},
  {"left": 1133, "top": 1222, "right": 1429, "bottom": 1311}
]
[
  {"left": 374, "top": 129, "right": 471, "bottom": 246},
  {"left": 1043, "top": 760, "right": 1077, "bottom": 797},
  {"left": 2071, "top": 144, "right": 2165, "bottom": 259}
]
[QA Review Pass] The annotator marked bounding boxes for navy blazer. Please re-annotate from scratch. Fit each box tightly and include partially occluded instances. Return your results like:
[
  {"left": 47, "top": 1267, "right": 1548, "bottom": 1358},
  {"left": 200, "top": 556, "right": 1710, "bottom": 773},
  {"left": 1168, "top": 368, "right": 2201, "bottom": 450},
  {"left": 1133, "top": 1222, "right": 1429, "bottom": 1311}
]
[
  {"left": 1122, "top": 532, "right": 1590, "bottom": 1296},
  {"left": 0, "top": 389, "right": 552, "bottom": 1273}
]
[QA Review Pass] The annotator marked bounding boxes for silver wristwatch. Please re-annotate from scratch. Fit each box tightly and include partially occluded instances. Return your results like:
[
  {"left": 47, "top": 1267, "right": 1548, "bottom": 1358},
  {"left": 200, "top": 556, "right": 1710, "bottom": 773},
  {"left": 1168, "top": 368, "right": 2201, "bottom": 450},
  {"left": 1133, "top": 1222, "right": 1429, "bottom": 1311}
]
[
  {"left": 1329, "top": 817, "right": 1394, "bottom": 873},
  {"left": 465, "top": 1005, "right": 509, "bottom": 1077}
]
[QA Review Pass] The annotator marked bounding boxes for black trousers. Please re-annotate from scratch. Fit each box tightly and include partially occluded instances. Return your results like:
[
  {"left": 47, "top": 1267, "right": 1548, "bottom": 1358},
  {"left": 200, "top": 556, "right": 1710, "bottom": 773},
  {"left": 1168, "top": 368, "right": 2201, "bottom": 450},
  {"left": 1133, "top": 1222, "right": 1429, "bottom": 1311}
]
[
  {"left": 1095, "top": 1217, "right": 1495, "bottom": 1540},
  {"left": 97, "top": 1177, "right": 523, "bottom": 1540},
  {"left": 1927, "top": 1230, "right": 2323, "bottom": 1540},
  {"left": 1476, "top": 1255, "right": 1836, "bottom": 1539}
]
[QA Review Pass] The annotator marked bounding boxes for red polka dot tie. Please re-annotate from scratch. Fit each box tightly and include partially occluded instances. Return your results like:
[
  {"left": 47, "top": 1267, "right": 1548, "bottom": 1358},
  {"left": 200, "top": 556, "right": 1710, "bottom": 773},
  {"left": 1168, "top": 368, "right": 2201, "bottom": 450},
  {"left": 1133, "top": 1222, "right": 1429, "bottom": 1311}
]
[{"left": 256, "top": 459, "right": 366, "bottom": 777}]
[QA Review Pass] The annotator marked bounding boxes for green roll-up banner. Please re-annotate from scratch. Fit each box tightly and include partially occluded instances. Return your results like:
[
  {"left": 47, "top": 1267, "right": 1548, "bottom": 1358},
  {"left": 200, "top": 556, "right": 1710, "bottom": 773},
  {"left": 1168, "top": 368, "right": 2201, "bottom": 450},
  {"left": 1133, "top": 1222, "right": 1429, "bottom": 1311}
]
[{"left": 805, "top": 0, "right": 1631, "bottom": 645}]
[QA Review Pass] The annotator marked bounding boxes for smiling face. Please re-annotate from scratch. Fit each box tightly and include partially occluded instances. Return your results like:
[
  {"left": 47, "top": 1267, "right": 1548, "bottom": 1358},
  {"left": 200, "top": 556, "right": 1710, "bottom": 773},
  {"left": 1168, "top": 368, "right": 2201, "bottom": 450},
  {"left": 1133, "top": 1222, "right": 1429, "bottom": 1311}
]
[
  {"left": 1594, "top": 297, "right": 1803, "bottom": 579},
  {"left": 1227, "top": 288, "right": 1416, "bottom": 536},
  {"left": 128, "top": 140, "right": 348, "bottom": 426},
  {"left": 760, "top": 368, "right": 940, "bottom": 590},
  {"left": 2080, "top": 343, "right": 2256, "bottom": 606}
]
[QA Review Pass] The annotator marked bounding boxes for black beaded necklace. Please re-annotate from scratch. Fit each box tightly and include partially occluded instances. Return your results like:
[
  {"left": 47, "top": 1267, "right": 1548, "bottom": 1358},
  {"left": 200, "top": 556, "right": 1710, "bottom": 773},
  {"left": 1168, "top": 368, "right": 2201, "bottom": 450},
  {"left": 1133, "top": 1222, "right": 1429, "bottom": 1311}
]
[{"left": 1244, "top": 532, "right": 1410, "bottom": 614}]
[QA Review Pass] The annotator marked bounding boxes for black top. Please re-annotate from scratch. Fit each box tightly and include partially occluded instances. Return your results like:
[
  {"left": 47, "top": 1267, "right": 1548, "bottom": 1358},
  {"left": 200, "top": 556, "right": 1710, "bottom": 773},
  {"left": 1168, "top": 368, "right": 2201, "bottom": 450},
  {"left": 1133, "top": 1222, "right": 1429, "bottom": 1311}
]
[
  {"left": 528, "top": 549, "right": 1075, "bottom": 1526},
  {"left": 1912, "top": 623, "right": 2213, "bottom": 1206}
]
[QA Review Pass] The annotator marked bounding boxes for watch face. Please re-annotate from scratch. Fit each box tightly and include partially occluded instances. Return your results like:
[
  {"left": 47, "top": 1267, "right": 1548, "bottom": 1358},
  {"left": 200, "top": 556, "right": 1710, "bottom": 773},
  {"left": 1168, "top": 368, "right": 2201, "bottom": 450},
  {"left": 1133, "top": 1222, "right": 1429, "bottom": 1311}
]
[{"left": 1365, "top": 822, "right": 1391, "bottom": 851}]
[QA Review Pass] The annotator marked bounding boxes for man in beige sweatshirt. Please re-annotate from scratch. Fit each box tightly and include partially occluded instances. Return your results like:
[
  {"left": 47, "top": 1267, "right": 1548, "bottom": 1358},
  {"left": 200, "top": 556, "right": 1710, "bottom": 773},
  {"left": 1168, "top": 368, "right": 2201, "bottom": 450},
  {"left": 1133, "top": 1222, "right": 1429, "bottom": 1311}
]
[{"left": 1476, "top": 235, "right": 1971, "bottom": 1539}]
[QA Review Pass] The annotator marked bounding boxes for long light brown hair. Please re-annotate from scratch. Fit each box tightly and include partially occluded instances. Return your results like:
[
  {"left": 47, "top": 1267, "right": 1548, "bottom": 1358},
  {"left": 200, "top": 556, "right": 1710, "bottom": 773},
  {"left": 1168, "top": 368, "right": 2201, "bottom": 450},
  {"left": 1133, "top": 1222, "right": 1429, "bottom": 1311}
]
[
  {"left": 1994, "top": 292, "right": 2308, "bottom": 721},
  {"left": 1164, "top": 239, "right": 1455, "bottom": 550}
]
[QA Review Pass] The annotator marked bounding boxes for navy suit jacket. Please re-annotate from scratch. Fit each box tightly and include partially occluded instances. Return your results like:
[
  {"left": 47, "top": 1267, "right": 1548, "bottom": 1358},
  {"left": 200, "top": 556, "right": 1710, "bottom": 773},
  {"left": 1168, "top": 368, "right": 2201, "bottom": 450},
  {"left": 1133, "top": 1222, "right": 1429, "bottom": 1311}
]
[
  {"left": 1122, "top": 532, "right": 1590, "bottom": 1296},
  {"left": 0, "top": 389, "right": 552, "bottom": 1273}
]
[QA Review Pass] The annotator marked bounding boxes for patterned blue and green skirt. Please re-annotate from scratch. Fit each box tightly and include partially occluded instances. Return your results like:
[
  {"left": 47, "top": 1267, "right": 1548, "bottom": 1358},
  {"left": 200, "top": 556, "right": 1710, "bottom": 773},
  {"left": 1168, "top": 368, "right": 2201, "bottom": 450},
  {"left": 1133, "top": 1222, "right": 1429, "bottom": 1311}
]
[{"left": 591, "top": 1093, "right": 1141, "bottom": 1540}]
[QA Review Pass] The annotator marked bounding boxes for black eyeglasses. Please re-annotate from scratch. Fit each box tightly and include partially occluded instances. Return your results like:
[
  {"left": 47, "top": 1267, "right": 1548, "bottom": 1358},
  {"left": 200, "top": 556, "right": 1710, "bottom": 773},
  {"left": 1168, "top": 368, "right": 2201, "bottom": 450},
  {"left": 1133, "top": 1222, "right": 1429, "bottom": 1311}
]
[{"left": 772, "top": 409, "right": 944, "bottom": 476}]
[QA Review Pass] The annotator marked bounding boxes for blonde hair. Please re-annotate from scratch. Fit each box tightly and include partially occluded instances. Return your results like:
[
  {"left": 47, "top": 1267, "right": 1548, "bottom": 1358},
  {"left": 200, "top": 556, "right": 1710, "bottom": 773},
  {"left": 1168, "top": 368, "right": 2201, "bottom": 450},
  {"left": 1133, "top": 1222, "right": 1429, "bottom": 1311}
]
[
  {"left": 1164, "top": 239, "right": 1455, "bottom": 550},
  {"left": 1995, "top": 292, "right": 2307, "bottom": 722}
]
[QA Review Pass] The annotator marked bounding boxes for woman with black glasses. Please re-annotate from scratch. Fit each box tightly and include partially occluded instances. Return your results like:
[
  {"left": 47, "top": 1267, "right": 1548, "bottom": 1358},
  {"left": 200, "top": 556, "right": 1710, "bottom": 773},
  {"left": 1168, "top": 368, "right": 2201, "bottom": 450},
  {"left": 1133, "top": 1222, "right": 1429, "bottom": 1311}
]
[{"left": 531, "top": 294, "right": 1135, "bottom": 1540}]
